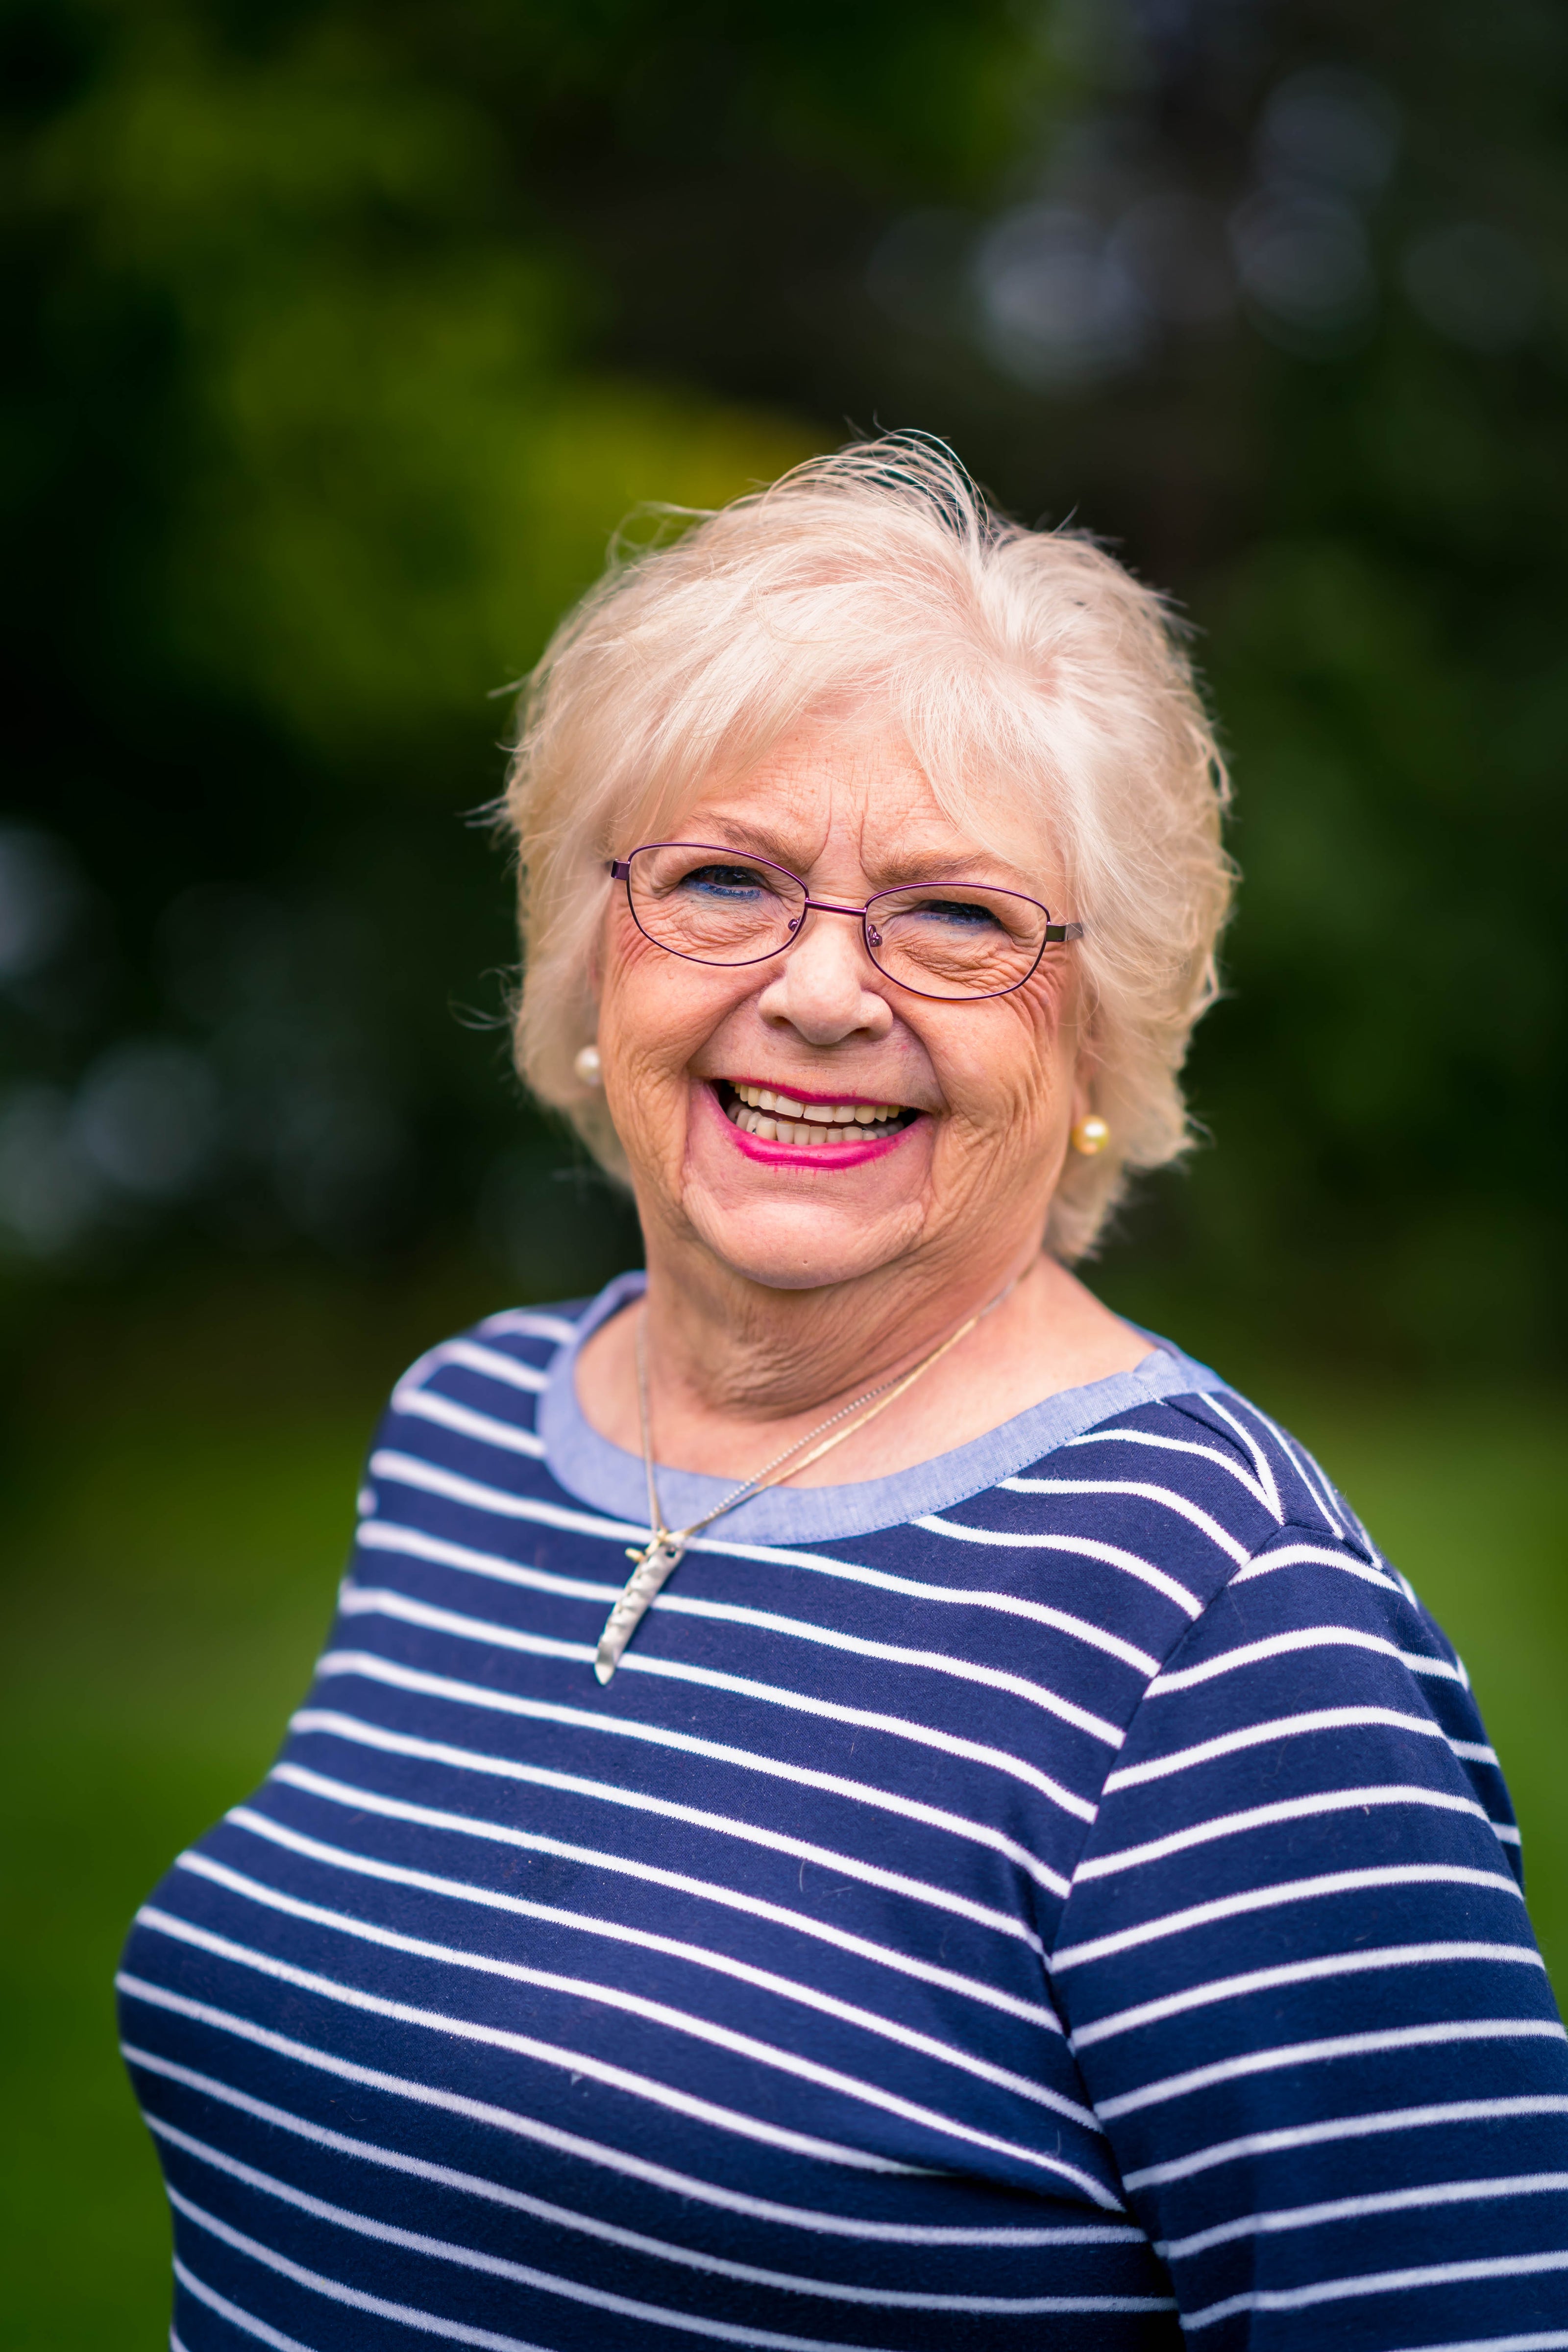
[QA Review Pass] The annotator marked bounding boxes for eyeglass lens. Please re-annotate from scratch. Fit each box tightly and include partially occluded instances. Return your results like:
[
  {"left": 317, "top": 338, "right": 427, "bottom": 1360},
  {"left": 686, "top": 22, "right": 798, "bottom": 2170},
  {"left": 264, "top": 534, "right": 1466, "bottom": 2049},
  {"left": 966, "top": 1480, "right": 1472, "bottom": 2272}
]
[{"left": 623, "top": 844, "right": 1051, "bottom": 1001}]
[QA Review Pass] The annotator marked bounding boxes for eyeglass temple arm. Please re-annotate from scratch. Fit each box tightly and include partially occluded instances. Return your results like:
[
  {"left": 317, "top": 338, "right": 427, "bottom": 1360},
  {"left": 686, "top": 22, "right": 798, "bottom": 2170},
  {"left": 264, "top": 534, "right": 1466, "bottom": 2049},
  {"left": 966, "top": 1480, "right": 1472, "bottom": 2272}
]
[{"left": 609, "top": 861, "right": 1082, "bottom": 940}]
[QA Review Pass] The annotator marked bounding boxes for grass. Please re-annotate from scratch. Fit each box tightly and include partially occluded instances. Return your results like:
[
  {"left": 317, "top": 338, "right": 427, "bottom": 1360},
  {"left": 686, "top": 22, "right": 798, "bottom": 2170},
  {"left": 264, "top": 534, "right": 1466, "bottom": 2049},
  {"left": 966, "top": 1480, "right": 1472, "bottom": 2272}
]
[{"left": 0, "top": 1277, "right": 1562, "bottom": 2349}]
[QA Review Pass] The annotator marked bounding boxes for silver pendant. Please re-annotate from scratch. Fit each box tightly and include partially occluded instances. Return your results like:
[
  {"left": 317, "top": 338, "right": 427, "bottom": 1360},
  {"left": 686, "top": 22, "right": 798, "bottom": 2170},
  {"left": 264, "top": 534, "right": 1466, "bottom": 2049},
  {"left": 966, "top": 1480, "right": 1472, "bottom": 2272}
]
[{"left": 594, "top": 1533, "right": 688, "bottom": 1684}]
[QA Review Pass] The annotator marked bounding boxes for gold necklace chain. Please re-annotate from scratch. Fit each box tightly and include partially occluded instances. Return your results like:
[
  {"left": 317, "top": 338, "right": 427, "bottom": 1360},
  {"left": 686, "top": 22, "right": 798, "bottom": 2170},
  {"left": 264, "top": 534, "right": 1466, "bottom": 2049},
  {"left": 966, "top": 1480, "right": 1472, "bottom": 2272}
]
[{"left": 593, "top": 1273, "right": 1020, "bottom": 1684}]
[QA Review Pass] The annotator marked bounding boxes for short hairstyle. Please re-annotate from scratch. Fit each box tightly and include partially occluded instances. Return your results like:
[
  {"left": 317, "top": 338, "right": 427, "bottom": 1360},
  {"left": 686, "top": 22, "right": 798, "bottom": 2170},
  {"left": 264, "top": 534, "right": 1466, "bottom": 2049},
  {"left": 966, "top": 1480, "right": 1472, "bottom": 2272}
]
[{"left": 501, "top": 435, "right": 1232, "bottom": 1260}]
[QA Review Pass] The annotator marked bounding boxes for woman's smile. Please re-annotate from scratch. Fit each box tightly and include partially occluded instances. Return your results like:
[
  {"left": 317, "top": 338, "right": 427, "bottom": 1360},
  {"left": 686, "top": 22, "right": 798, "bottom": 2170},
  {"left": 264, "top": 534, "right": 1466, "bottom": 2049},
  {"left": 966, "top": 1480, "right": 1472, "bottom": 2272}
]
[{"left": 710, "top": 1075, "right": 923, "bottom": 1164}]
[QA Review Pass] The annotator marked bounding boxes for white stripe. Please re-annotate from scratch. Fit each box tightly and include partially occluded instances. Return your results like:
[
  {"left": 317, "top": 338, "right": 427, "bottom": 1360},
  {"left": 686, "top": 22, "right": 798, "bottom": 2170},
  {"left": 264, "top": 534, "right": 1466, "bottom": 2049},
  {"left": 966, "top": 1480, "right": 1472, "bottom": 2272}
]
[
  {"left": 173, "top": 2190, "right": 1162, "bottom": 2352},
  {"left": 1281, "top": 1439, "right": 1354, "bottom": 1540},
  {"left": 362, "top": 1518, "right": 1125, "bottom": 1741},
  {"left": 335, "top": 1588, "right": 1102, "bottom": 1826},
  {"left": 1200, "top": 1395, "right": 1283, "bottom": 1519},
  {"left": 1243, "top": 1397, "right": 1362, "bottom": 1543},
  {"left": 1099, "top": 2017, "right": 1566, "bottom": 2120},
  {"left": 1452, "top": 1737, "right": 1502, "bottom": 1766},
  {"left": 1074, "top": 1783, "right": 1495, "bottom": 1881},
  {"left": 1383, "top": 2336, "right": 1568, "bottom": 2352},
  {"left": 912, "top": 1515, "right": 1201, "bottom": 1617},
  {"left": 1101, "top": 1704, "right": 1451, "bottom": 1792},
  {"left": 391, "top": 1389, "right": 546, "bottom": 1458},
  {"left": 157, "top": 2114, "right": 1166, "bottom": 2324},
  {"left": 359, "top": 1520, "right": 616, "bottom": 1604},
  {"left": 998, "top": 1477, "right": 1250, "bottom": 1564},
  {"left": 1231, "top": 1537, "right": 1401, "bottom": 1595},
  {"left": 174, "top": 2259, "right": 315, "bottom": 2352},
  {"left": 287, "top": 1701, "right": 1045, "bottom": 1944},
  {"left": 223, "top": 1805, "right": 1085, "bottom": 2116},
  {"left": 1158, "top": 2170, "right": 1568, "bottom": 2260},
  {"left": 412, "top": 1338, "right": 550, "bottom": 1395},
  {"left": 1051, "top": 1861, "right": 1524, "bottom": 1974},
  {"left": 1069, "top": 1941, "right": 1547, "bottom": 2051},
  {"left": 343, "top": 1582, "right": 583, "bottom": 1664},
  {"left": 1122, "top": 2096, "right": 1568, "bottom": 2190},
  {"left": 175, "top": 2197, "right": 607, "bottom": 2352},
  {"left": 269, "top": 1761, "right": 1062, "bottom": 2027},
  {"left": 1062, "top": 1427, "right": 1280, "bottom": 1517},
  {"left": 477, "top": 1307, "right": 578, "bottom": 1342},
  {"left": 1185, "top": 2247, "right": 1568, "bottom": 2332},
  {"left": 1146, "top": 1624, "right": 1465, "bottom": 1693},
  {"left": 160, "top": 1872, "right": 1120, "bottom": 2198},
  {"left": 1275, "top": 1428, "right": 1352, "bottom": 1539},
  {"left": 367, "top": 1450, "right": 1160, "bottom": 1672},
  {"left": 119, "top": 1977, "right": 1111, "bottom": 2242},
  {"left": 370, "top": 1447, "right": 610, "bottom": 1524},
  {"left": 611, "top": 1592, "right": 1126, "bottom": 1747},
  {"left": 128, "top": 1920, "right": 919, "bottom": 2175},
  {"left": 131, "top": 2046, "right": 1141, "bottom": 2300}
]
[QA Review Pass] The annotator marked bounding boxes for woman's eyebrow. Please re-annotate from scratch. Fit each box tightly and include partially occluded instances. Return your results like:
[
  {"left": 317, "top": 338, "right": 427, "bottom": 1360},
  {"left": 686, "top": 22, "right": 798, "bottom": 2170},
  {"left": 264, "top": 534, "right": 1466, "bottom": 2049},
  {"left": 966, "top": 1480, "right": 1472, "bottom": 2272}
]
[
  {"left": 866, "top": 852, "right": 1029, "bottom": 888},
  {"left": 671, "top": 821, "right": 797, "bottom": 862},
  {"left": 670, "top": 824, "right": 1033, "bottom": 890}
]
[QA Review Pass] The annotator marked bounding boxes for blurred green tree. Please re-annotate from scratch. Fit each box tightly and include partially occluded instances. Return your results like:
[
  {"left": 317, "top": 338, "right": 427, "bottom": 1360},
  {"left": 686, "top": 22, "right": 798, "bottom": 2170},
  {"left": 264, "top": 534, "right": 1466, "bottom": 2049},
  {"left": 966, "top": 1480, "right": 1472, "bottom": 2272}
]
[{"left": 1, "top": 0, "right": 1564, "bottom": 1368}]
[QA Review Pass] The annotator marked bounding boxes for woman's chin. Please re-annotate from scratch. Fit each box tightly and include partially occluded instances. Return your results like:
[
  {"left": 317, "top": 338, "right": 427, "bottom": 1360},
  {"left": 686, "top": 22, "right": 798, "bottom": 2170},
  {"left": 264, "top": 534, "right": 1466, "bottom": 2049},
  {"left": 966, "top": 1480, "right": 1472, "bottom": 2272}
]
[
  {"left": 678, "top": 1087, "right": 932, "bottom": 1290},
  {"left": 679, "top": 1194, "right": 926, "bottom": 1290}
]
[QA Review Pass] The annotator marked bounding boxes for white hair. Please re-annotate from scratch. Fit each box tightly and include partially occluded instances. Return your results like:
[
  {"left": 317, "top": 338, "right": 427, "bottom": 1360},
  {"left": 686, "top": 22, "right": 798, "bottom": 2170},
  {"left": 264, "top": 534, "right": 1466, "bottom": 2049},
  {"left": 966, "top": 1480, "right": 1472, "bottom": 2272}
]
[{"left": 501, "top": 435, "right": 1232, "bottom": 1260}]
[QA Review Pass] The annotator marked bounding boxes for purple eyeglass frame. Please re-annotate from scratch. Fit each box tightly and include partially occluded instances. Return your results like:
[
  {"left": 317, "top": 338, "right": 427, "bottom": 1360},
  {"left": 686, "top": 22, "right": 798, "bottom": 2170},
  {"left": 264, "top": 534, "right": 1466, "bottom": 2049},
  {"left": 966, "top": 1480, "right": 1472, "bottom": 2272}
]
[{"left": 608, "top": 843, "right": 1083, "bottom": 1003}]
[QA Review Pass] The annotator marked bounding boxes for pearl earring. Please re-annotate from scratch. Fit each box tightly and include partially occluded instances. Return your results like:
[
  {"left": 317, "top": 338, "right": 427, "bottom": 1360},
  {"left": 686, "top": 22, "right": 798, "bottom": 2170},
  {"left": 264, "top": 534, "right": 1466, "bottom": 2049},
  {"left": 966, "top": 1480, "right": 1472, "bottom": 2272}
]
[
  {"left": 1070, "top": 1114, "right": 1110, "bottom": 1156},
  {"left": 573, "top": 1044, "right": 602, "bottom": 1087}
]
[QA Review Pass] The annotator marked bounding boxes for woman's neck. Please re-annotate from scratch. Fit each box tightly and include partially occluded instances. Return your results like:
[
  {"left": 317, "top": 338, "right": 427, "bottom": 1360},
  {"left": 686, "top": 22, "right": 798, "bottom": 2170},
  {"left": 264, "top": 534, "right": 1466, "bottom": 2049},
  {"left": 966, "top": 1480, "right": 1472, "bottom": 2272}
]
[{"left": 573, "top": 1238, "right": 1153, "bottom": 1487}]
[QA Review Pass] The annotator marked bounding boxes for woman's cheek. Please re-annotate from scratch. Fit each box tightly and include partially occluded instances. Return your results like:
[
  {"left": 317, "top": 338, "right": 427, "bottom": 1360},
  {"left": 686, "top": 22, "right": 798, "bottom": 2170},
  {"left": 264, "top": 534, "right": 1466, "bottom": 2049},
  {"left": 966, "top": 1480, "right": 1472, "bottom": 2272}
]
[{"left": 936, "top": 998, "right": 1063, "bottom": 1138}]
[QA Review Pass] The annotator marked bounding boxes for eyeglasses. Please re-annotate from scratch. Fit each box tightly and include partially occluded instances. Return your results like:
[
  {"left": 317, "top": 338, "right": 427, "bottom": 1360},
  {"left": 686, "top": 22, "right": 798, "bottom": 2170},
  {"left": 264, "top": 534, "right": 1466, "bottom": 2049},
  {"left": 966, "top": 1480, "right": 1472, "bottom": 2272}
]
[{"left": 608, "top": 843, "right": 1082, "bottom": 1003}]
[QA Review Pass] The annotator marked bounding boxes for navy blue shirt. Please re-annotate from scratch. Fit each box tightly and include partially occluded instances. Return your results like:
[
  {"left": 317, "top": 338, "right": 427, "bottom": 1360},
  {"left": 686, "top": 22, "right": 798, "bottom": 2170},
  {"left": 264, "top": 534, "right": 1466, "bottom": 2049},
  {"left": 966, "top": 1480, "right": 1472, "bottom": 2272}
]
[{"left": 121, "top": 1278, "right": 1568, "bottom": 2349}]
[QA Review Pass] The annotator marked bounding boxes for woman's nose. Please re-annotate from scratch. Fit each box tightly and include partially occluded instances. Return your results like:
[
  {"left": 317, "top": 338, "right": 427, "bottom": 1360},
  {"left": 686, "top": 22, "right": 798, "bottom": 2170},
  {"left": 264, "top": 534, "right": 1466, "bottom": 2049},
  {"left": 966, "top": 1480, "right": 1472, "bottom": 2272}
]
[{"left": 755, "top": 908, "right": 893, "bottom": 1045}]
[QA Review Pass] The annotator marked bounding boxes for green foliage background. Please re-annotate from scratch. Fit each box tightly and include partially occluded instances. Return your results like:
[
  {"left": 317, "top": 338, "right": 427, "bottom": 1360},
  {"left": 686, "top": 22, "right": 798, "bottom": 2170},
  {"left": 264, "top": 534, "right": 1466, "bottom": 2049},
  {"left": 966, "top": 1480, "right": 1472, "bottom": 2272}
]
[
  {"left": 5, "top": 0, "right": 1564, "bottom": 1356},
  {"left": 1, "top": 0, "right": 1566, "bottom": 2341}
]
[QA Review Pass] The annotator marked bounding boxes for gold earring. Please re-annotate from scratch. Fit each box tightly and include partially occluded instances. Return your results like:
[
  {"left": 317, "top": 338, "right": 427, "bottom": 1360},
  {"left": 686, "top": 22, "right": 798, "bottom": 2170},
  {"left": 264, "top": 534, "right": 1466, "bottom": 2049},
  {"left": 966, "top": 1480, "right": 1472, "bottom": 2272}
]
[
  {"left": 573, "top": 1044, "right": 603, "bottom": 1087},
  {"left": 1070, "top": 1114, "right": 1109, "bottom": 1156}
]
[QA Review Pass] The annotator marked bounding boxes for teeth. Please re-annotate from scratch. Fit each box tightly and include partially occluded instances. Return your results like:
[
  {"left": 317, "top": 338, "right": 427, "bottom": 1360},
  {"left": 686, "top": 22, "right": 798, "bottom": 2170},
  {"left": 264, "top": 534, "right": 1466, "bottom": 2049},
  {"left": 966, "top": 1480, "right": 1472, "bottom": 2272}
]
[
  {"left": 726, "top": 1087, "right": 908, "bottom": 1144},
  {"left": 729, "top": 1088, "right": 903, "bottom": 1119}
]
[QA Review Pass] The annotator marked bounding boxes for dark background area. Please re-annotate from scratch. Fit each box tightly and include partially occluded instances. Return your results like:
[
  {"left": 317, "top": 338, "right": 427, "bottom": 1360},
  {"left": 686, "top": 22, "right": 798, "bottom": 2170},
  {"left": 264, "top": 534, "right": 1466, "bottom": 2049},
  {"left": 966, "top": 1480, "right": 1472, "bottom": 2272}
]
[
  {"left": 2, "top": 0, "right": 1566, "bottom": 2341},
  {"left": 4, "top": 0, "right": 1566, "bottom": 1361}
]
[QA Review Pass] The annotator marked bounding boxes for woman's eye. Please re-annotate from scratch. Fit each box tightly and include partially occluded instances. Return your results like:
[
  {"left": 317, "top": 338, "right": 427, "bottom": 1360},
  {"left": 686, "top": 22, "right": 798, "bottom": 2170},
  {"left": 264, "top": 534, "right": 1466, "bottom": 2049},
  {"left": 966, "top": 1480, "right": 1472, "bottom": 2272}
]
[
  {"left": 907, "top": 896, "right": 1003, "bottom": 930},
  {"left": 680, "top": 865, "right": 768, "bottom": 895}
]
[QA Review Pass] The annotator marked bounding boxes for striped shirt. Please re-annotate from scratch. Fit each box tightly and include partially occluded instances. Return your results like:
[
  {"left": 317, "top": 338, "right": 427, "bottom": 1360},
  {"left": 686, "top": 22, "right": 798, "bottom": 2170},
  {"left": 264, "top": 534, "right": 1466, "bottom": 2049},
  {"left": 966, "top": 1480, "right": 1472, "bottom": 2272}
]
[{"left": 120, "top": 1274, "right": 1568, "bottom": 2351}]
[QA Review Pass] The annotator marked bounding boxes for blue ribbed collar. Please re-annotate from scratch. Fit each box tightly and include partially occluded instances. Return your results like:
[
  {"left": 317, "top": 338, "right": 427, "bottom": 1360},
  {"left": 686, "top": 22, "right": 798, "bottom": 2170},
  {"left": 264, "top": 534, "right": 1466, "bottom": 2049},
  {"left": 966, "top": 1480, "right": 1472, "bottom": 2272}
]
[{"left": 539, "top": 1271, "right": 1226, "bottom": 1547}]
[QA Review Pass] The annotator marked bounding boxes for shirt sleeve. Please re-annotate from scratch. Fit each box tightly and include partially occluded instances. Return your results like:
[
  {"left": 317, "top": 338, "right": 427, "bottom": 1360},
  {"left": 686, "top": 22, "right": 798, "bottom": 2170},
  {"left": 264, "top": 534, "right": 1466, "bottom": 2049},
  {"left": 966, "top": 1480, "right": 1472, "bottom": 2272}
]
[{"left": 1052, "top": 1521, "right": 1568, "bottom": 2348}]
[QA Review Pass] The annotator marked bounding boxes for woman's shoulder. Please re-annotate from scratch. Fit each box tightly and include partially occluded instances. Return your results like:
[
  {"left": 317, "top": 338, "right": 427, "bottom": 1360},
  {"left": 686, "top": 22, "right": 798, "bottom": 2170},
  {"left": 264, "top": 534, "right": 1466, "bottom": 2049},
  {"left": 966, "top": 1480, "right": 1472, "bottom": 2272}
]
[
  {"left": 1070, "top": 1370, "right": 1386, "bottom": 1556},
  {"left": 364, "top": 1287, "right": 627, "bottom": 1489},
  {"left": 387, "top": 1279, "right": 636, "bottom": 1407},
  {"left": 935, "top": 1354, "right": 1386, "bottom": 1564},
  {"left": 925, "top": 1362, "right": 1454, "bottom": 1667}
]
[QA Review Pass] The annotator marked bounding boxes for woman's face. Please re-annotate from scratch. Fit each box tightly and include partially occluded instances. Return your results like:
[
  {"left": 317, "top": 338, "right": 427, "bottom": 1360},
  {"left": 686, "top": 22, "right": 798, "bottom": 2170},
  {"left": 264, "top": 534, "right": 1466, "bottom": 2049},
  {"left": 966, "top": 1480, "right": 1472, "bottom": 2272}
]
[{"left": 593, "top": 716, "right": 1091, "bottom": 1295}]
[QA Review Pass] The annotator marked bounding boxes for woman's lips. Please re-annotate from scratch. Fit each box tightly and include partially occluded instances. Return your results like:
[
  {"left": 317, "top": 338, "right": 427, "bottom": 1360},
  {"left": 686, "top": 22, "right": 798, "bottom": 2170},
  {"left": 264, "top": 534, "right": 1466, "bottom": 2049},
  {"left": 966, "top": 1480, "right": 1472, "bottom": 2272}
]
[{"left": 704, "top": 1079, "right": 922, "bottom": 1168}]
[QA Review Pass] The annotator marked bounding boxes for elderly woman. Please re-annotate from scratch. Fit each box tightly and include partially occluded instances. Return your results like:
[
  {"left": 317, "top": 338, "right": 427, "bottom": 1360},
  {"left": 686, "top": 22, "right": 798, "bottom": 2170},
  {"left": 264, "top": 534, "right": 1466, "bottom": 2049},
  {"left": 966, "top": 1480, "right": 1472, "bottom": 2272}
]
[{"left": 121, "top": 440, "right": 1567, "bottom": 2352}]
